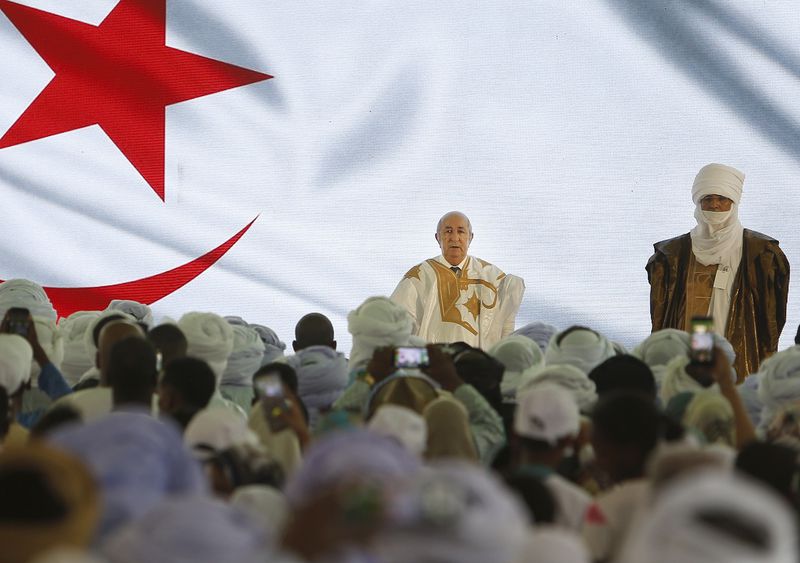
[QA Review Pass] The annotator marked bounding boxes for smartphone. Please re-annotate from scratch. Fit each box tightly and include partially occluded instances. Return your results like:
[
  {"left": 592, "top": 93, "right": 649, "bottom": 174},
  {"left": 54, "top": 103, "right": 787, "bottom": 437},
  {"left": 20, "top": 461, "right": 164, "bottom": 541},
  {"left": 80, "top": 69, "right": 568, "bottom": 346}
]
[
  {"left": 254, "top": 373, "right": 289, "bottom": 432},
  {"left": 690, "top": 316, "right": 714, "bottom": 365},
  {"left": 4, "top": 307, "right": 30, "bottom": 337},
  {"left": 394, "top": 346, "right": 430, "bottom": 369}
]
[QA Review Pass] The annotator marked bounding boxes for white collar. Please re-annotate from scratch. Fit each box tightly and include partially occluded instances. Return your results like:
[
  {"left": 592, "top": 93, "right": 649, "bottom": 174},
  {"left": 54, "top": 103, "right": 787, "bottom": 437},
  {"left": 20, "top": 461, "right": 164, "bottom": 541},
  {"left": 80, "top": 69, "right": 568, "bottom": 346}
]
[{"left": 437, "top": 254, "right": 468, "bottom": 270}]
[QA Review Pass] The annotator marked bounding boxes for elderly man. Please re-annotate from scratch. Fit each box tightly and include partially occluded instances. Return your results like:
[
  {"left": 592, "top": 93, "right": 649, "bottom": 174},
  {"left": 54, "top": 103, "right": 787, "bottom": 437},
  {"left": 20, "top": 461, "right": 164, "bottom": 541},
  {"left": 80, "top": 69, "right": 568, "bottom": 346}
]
[
  {"left": 647, "top": 163, "right": 789, "bottom": 380},
  {"left": 391, "top": 211, "right": 525, "bottom": 349}
]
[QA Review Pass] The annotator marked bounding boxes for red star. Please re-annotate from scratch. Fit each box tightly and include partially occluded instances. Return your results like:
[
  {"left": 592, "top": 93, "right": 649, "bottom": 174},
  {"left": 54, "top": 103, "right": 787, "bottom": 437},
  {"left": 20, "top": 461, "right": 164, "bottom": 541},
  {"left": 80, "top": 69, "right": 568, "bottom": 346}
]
[{"left": 0, "top": 0, "right": 271, "bottom": 200}]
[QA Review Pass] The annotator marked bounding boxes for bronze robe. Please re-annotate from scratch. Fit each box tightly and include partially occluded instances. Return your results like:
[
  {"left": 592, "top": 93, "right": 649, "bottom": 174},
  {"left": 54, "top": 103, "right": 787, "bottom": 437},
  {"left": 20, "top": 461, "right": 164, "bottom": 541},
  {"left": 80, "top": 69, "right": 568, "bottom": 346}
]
[{"left": 647, "top": 229, "right": 789, "bottom": 381}]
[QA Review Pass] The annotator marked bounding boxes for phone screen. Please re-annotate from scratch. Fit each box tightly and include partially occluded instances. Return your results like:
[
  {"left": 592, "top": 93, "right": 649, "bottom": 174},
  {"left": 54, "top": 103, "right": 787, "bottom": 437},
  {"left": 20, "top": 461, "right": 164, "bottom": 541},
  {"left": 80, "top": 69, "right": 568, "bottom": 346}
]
[
  {"left": 4, "top": 307, "right": 30, "bottom": 337},
  {"left": 690, "top": 316, "right": 714, "bottom": 365},
  {"left": 394, "top": 347, "right": 430, "bottom": 369},
  {"left": 255, "top": 374, "right": 289, "bottom": 432}
]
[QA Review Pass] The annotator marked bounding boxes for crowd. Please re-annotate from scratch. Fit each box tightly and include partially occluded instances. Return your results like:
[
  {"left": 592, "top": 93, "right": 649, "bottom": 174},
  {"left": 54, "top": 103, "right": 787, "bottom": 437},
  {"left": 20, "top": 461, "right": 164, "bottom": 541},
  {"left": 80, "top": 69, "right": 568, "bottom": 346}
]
[{"left": 0, "top": 278, "right": 798, "bottom": 562}]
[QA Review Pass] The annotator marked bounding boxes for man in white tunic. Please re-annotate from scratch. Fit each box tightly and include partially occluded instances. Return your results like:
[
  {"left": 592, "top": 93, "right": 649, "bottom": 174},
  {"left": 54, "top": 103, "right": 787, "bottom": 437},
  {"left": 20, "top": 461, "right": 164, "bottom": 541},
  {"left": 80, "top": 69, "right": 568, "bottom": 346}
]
[{"left": 391, "top": 211, "right": 524, "bottom": 349}]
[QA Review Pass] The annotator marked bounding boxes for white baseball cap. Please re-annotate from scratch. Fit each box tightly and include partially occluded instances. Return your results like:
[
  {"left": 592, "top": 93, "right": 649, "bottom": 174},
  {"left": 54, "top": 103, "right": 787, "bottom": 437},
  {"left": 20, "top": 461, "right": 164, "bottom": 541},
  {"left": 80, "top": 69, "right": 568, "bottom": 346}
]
[{"left": 514, "top": 383, "right": 580, "bottom": 444}]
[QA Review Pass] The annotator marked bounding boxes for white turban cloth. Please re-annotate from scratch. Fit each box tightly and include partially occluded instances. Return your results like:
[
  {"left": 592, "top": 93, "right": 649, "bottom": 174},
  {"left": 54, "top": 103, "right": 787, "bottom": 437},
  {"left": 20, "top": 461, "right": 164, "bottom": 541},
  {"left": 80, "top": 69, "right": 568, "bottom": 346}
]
[
  {"left": 517, "top": 364, "right": 597, "bottom": 413},
  {"left": 220, "top": 324, "right": 265, "bottom": 387},
  {"left": 29, "top": 316, "right": 64, "bottom": 381},
  {"left": 178, "top": 312, "right": 235, "bottom": 384},
  {"left": 0, "top": 278, "right": 56, "bottom": 320},
  {"left": 757, "top": 345, "right": 800, "bottom": 431},
  {"left": 618, "top": 471, "right": 797, "bottom": 563},
  {"left": 285, "top": 345, "right": 348, "bottom": 427},
  {"left": 0, "top": 333, "right": 33, "bottom": 394},
  {"left": 58, "top": 311, "right": 100, "bottom": 387},
  {"left": 378, "top": 461, "right": 530, "bottom": 563},
  {"left": 348, "top": 296, "right": 415, "bottom": 371},
  {"left": 488, "top": 335, "right": 545, "bottom": 401},
  {"left": 230, "top": 485, "right": 289, "bottom": 542},
  {"left": 658, "top": 333, "right": 737, "bottom": 405},
  {"left": 105, "top": 300, "right": 153, "bottom": 328},
  {"left": 633, "top": 329, "right": 691, "bottom": 389},
  {"left": 511, "top": 321, "right": 558, "bottom": 353},
  {"left": 249, "top": 324, "right": 286, "bottom": 365},
  {"left": 368, "top": 404, "right": 428, "bottom": 457},
  {"left": 544, "top": 328, "right": 616, "bottom": 375},
  {"left": 184, "top": 407, "right": 258, "bottom": 460}
]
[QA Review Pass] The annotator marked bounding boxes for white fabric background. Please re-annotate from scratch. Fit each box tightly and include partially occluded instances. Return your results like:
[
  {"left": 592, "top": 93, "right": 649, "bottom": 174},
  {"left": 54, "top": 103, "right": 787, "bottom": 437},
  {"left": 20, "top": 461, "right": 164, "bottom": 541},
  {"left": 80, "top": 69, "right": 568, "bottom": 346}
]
[{"left": 1, "top": 0, "right": 798, "bottom": 354}]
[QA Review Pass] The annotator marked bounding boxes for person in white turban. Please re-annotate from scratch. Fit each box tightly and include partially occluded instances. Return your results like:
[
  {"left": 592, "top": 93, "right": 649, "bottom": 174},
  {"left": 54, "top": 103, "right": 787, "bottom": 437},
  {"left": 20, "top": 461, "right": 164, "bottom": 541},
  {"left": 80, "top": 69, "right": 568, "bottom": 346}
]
[
  {"left": 19, "top": 316, "right": 68, "bottom": 424},
  {"left": 105, "top": 300, "right": 153, "bottom": 328},
  {"left": 618, "top": 471, "right": 797, "bottom": 563},
  {"left": 544, "top": 326, "right": 616, "bottom": 376},
  {"left": 220, "top": 323, "right": 265, "bottom": 413},
  {"left": 391, "top": 211, "right": 525, "bottom": 350},
  {"left": 632, "top": 329, "right": 691, "bottom": 389},
  {"left": 177, "top": 312, "right": 245, "bottom": 419},
  {"left": 757, "top": 344, "right": 800, "bottom": 433},
  {"left": 368, "top": 404, "right": 428, "bottom": 457},
  {"left": 511, "top": 321, "right": 558, "bottom": 353},
  {"left": 659, "top": 332, "right": 736, "bottom": 404},
  {"left": 647, "top": 163, "right": 789, "bottom": 381},
  {"left": 0, "top": 333, "right": 34, "bottom": 446},
  {"left": 518, "top": 364, "right": 598, "bottom": 413},
  {"left": 249, "top": 323, "right": 286, "bottom": 365},
  {"left": 0, "top": 279, "right": 56, "bottom": 320},
  {"left": 346, "top": 296, "right": 417, "bottom": 372},
  {"left": 489, "top": 335, "right": 545, "bottom": 401},
  {"left": 58, "top": 311, "right": 101, "bottom": 387},
  {"left": 285, "top": 345, "right": 348, "bottom": 429}
]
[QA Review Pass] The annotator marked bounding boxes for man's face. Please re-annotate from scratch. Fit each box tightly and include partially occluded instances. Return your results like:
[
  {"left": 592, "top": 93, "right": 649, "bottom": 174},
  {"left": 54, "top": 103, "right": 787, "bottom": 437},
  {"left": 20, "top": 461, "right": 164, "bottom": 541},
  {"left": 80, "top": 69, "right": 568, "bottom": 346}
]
[
  {"left": 436, "top": 214, "right": 473, "bottom": 266},
  {"left": 700, "top": 194, "right": 733, "bottom": 212}
]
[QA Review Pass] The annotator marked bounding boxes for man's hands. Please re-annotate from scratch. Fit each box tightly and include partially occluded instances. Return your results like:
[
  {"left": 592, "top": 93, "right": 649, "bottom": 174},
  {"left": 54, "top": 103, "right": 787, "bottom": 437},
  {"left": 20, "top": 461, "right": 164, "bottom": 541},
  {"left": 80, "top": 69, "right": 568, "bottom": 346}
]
[
  {"left": 422, "top": 345, "right": 463, "bottom": 392},
  {"left": 686, "top": 347, "right": 734, "bottom": 390},
  {"left": 0, "top": 310, "right": 48, "bottom": 367}
]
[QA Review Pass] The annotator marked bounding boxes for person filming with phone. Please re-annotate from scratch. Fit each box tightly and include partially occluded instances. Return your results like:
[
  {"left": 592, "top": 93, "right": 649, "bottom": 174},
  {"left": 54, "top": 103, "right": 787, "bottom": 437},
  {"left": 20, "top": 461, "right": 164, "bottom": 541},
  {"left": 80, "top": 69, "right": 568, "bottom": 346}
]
[{"left": 647, "top": 164, "right": 789, "bottom": 381}]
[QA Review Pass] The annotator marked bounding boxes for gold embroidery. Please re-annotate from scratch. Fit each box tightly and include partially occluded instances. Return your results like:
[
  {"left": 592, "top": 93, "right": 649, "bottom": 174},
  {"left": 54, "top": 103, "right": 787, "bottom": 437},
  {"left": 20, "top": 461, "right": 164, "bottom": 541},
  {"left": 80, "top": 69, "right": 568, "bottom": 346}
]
[
  {"left": 404, "top": 264, "right": 422, "bottom": 280},
  {"left": 427, "top": 259, "right": 478, "bottom": 335},
  {"left": 465, "top": 293, "right": 481, "bottom": 320}
]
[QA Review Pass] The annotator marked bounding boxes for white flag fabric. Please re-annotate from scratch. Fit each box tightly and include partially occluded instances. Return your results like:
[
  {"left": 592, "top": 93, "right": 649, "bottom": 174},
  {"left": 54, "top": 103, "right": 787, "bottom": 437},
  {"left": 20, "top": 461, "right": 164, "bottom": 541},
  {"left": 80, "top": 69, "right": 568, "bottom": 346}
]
[{"left": 1, "top": 0, "right": 799, "bottom": 353}]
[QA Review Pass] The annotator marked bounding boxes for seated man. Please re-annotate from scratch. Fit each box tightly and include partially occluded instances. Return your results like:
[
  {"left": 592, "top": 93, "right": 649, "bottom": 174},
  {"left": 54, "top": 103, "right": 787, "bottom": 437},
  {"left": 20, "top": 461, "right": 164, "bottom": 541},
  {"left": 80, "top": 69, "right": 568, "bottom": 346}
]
[{"left": 391, "top": 211, "right": 524, "bottom": 349}]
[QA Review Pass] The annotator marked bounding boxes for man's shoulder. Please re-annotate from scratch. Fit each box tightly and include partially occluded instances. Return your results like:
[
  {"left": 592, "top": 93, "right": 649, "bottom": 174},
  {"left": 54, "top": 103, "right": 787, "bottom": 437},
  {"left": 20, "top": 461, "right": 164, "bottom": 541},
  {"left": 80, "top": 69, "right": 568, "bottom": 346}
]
[
  {"left": 743, "top": 228, "right": 780, "bottom": 248},
  {"left": 468, "top": 255, "right": 505, "bottom": 274},
  {"left": 652, "top": 233, "right": 691, "bottom": 256}
]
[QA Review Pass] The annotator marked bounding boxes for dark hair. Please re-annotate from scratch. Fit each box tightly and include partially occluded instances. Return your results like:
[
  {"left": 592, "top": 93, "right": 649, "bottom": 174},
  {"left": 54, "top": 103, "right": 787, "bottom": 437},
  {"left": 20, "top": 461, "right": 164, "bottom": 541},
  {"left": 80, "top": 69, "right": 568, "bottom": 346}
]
[
  {"left": 107, "top": 337, "right": 157, "bottom": 401},
  {"left": 736, "top": 442, "right": 800, "bottom": 508},
  {"left": 92, "top": 313, "right": 126, "bottom": 346},
  {"left": 503, "top": 473, "right": 556, "bottom": 524},
  {"left": 207, "top": 443, "right": 285, "bottom": 492},
  {"left": 591, "top": 391, "right": 663, "bottom": 453},
  {"left": 148, "top": 324, "right": 188, "bottom": 366},
  {"left": 556, "top": 326, "right": 594, "bottom": 346},
  {"left": 0, "top": 467, "right": 68, "bottom": 522},
  {"left": 160, "top": 357, "right": 216, "bottom": 410},
  {"left": 294, "top": 313, "right": 335, "bottom": 349},
  {"left": 30, "top": 405, "right": 81, "bottom": 439},
  {"left": 589, "top": 355, "right": 656, "bottom": 399},
  {"left": 453, "top": 348, "right": 504, "bottom": 407}
]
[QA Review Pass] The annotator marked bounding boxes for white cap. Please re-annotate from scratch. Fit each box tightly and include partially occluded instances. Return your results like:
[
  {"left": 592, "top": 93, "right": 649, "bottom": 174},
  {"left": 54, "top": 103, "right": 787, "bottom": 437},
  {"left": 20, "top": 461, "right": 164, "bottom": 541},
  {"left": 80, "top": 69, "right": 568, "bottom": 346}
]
[
  {"left": 0, "top": 334, "right": 33, "bottom": 395},
  {"left": 514, "top": 384, "right": 580, "bottom": 444},
  {"left": 184, "top": 407, "right": 258, "bottom": 460},
  {"left": 368, "top": 404, "right": 428, "bottom": 457}
]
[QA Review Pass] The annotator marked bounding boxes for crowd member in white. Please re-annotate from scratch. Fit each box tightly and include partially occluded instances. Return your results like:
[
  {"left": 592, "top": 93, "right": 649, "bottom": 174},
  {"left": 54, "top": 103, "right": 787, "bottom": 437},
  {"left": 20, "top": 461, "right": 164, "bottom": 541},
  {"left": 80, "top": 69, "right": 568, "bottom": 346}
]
[
  {"left": 184, "top": 407, "right": 259, "bottom": 461},
  {"left": 618, "top": 471, "right": 797, "bottom": 563},
  {"left": 0, "top": 333, "right": 34, "bottom": 447},
  {"left": 517, "top": 364, "right": 597, "bottom": 413},
  {"left": 286, "top": 345, "right": 348, "bottom": 430},
  {"left": 0, "top": 279, "right": 57, "bottom": 320},
  {"left": 345, "top": 296, "right": 419, "bottom": 373},
  {"left": 488, "top": 334, "right": 544, "bottom": 403},
  {"left": 75, "top": 310, "right": 136, "bottom": 389},
  {"left": 367, "top": 404, "right": 428, "bottom": 458},
  {"left": 658, "top": 332, "right": 736, "bottom": 404},
  {"left": 391, "top": 211, "right": 525, "bottom": 350},
  {"left": 512, "top": 384, "right": 591, "bottom": 532},
  {"left": 58, "top": 311, "right": 100, "bottom": 387},
  {"left": 757, "top": 344, "right": 800, "bottom": 434},
  {"left": 52, "top": 321, "right": 146, "bottom": 422},
  {"left": 220, "top": 322, "right": 265, "bottom": 414},
  {"left": 511, "top": 321, "right": 558, "bottom": 354},
  {"left": 250, "top": 323, "right": 286, "bottom": 365},
  {"left": 543, "top": 326, "right": 616, "bottom": 375},
  {"left": 632, "top": 328, "right": 690, "bottom": 389},
  {"left": 105, "top": 300, "right": 153, "bottom": 329},
  {"left": 177, "top": 312, "right": 245, "bottom": 418},
  {"left": 19, "top": 316, "right": 66, "bottom": 421}
]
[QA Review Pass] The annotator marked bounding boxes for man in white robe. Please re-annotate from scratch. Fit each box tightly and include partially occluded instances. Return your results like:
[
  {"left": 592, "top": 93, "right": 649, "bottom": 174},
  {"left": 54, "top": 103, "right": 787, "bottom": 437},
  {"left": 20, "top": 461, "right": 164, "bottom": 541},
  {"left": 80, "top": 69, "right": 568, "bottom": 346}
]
[{"left": 391, "top": 211, "right": 524, "bottom": 349}]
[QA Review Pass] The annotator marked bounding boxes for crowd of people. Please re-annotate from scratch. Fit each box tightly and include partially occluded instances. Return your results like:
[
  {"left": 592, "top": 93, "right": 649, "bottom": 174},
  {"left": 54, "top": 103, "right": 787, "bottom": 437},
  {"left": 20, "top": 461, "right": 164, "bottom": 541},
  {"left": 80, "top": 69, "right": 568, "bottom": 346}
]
[{"left": 0, "top": 278, "right": 798, "bottom": 562}]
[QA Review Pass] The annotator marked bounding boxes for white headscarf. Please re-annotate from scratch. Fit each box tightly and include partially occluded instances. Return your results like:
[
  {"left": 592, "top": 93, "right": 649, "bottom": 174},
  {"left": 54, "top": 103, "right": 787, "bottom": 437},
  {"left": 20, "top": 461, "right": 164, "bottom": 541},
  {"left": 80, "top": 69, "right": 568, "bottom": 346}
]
[
  {"left": 517, "top": 364, "right": 598, "bottom": 412},
  {"left": 230, "top": 485, "right": 289, "bottom": 542},
  {"left": 633, "top": 329, "right": 691, "bottom": 388},
  {"left": 249, "top": 324, "right": 286, "bottom": 365},
  {"left": 30, "top": 316, "right": 64, "bottom": 381},
  {"left": 658, "top": 333, "right": 737, "bottom": 405},
  {"left": 220, "top": 324, "right": 265, "bottom": 387},
  {"left": 544, "top": 328, "right": 616, "bottom": 375},
  {"left": 757, "top": 345, "right": 800, "bottom": 431},
  {"left": 348, "top": 296, "right": 415, "bottom": 371},
  {"left": 0, "top": 334, "right": 33, "bottom": 394},
  {"left": 689, "top": 164, "right": 745, "bottom": 334},
  {"left": 178, "top": 312, "right": 235, "bottom": 384},
  {"left": 368, "top": 405, "right": 428, "bottom": 457},
  {"left": 105, "top": 300, "right": 153, "bottom": 328},
  {"left": 511, "top": 322, "right": 558, "bottom": 353},
  {"left": 488, "top": 335, "right": 545, "bottom": 401},
  {"left": 285, "top": 345, "right": 348, "bottom": 426},
  {"left": 618, "top": 471, "right": 797, "bottom": 563},
  {"left": 58, "top": 311, "right": 101, "bottom": 386},
  {"left": 184, "top": 407, "right": 258, "bottom": 460},
  {"left": 0, "top": 279, "right": 56, "bottom": 320}
]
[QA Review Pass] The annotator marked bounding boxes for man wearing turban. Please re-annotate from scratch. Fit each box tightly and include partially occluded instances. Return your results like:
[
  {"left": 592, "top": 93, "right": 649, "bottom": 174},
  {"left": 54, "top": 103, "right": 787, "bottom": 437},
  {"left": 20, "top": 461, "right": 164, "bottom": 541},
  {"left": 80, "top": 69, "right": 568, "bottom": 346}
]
[
  {"left": 647, "top": 164, "right": 789, "bottom": 380},
  {"left": 391, "top": 211, "right": 525, "bottom": 349}
]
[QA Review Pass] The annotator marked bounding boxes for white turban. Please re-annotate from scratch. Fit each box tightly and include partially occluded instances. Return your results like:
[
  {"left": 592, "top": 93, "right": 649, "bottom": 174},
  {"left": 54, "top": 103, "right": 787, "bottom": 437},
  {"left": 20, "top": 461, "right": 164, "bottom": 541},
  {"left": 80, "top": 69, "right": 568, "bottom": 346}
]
[
  {"left": 515, "top": 528, "right": 590, "bottom": 563},
  {"left": 517, "top": 364, "right": 597, "bottom": 413},
  {"left": 658, "top": 333, "right": 737, "bottom": 405},
  {"left": 511, "top": 321, "right": 558, "bottom": 353},
  {"left": 58, "top": 311, "right": 100, "bottom": 386},
  {"left": 757, "top": 345, "right": 800, "bottom": 430},
  {"left": 105, "top": 300, "right": 153, "bottom": 328},
  {"left": 368, "top": 405, "right": 428, "bottom": 457},
  {"left": 220, "top": 324, "right": 265, "bottom": 387},
  {"left": 544, "top": 328, "right": 616, "bottom": 375},
  {"left": 683, "top": 391, "right": 735, "bottom": 447},
  {"left": 30, "top": 316, "right": 64, "bottom": 381},
  {"left": 285, "top": 345, "right": 348, "bottom": 427},
  {"left": 379, "top": 461, "right": 529, "bottom": 563},
  {"left": 618, "top": 471, "right": 796, "bottom": 563},
  {"left": 0, "top": 279, "right": 56, "bottom": 320},
  {"left": 184, "top": 407, "right": 258, "bottom": 460},
  {"left": 178, "top": 312, "right": 235, "bottom": 384},
  {"left": 488, "top": 335, "right": 545, "bottom": 401},
  {"left": 249, "top": 324, "right": 286, "bottom": 365},
  {"left": 0, "top": 333, "right": 33, "bottom": 394},
  {"left": 348, "top": 296, "right": 414, "bottom": 371},
  {"left": 691, "top": 163, "right": 744, "bottom": 205},
  {"left": 230, "top": 485, "right": 288, "bottom": 541},
  {"left": 633, "top": 329, "right": 691, "bottom": 389}
]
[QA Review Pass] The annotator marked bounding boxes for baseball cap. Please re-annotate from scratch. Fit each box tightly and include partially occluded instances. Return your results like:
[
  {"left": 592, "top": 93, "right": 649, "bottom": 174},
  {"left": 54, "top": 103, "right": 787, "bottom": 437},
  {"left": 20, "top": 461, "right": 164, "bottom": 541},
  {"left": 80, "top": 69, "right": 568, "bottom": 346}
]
[{"left": 514, "top": 384, "right": 580, "bottom": 444}]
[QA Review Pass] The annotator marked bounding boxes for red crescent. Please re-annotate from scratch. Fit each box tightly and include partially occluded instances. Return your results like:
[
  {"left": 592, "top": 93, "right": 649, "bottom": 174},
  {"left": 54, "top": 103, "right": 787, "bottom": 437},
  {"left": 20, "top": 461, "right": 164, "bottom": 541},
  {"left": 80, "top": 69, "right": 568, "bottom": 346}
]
[{"left": 1, "top": 216, "right": 258, "bottom": 317}]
